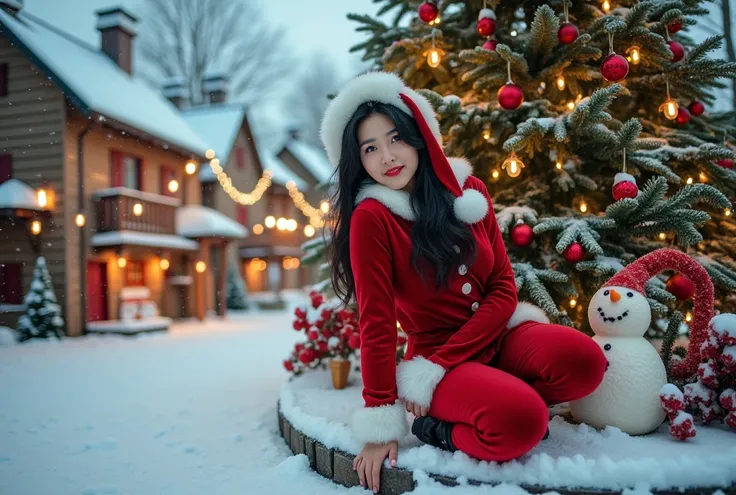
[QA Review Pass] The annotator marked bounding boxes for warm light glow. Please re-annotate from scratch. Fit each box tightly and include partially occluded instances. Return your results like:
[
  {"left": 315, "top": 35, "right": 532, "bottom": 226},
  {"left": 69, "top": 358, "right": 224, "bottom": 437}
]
[
  {"left": 579, "top": 201, "right": 588, "bottom": 213},
  {"left": 265, "top": 216, "right": 276, "bottom": 228},
  {"left": 602, "top": 0, "right": 611, "bottom": 13},
  {"left": 253, "top": 224, "right": 264, "bottom": 235},
  {"left": 286, "top": 219, "right": 298, "bottom": 232},
  {"left": 491, "top": 169, "right": 500, "bottom": 179},
  {"left": 726, "top": 208, "right": 732, "bottom": 217},
  {"left": 185, "top": 161, "right": 198, "bottom": 175},
  {"left": 250, "top": 258, "right": 267, "bottom": 271},
  {"left": 276, "top": 217, "right": 288, "bottom": 231},
  {"left": 685, "top": 311, "right": 693, "bottom": 323},
  {"left": 483, "top": 130, "right": 491, "bottom": 141},
  {"left": 168, "top": 179, "right": 179, "bottom": 193},
  {"left": 31, "top": 220, "right": 41, "bottom": 235},
  {"left": 555, "top": 160, "right": 563, "bottom": 170},
  {"left": 160, "top": 258, "right": 170, "bottom": 270},
  {"left": 304, "top": 225, "right": 316, "bottom": 237},
  {"left": 205, "top": 149, "right": 215, "bottom": 160},
  {"left": 626, "top": 46, "right": 641, "bottom": 65},
  {"left": 37, "top": 189, "right": 48, "bottom": 208},
  {"left": 567, "top": 101, "right": 576, "bottom": 111},
  {"left": 75, "top": 213, "right": 86, "bottom": 227},
  {"left": 658, "top": 232, "right": 667, "bottom": 241},
  {"left": 555, "top": 75, "right": 566, "bottom": 91},
  {"left": 659, "top": 98, "right": 679, "bottom": 120},
  {"left": 320, "top": 201, "right": 330, "bottom": 214},
  {"left": 427, "top": 48, "right": 442, "bottom": 68},
  {"left": 510, "top": 30, "right": 518, "bottom": 37},
  {"left": 686, "top": 177, "right": 694, "bottom": 185},
  {"left": 699, "top": 172, "right": 708, "bottom": 183},
  {"left": 502, "top": 153, "right": 524, "bottom": 178},
  {"left": 117, "top": 257, "right": 127, "bottom": 268},
  {"left": 282, "top": 257, "right": 301, "bottom": 270},
  {"left": 196, "top": 261, "right": 206, "bottom": 273},
  {"left": 569, "top": 298, "right": 578, "bottom": 308},
  {"left": 133, "top": 203, "right": 143, "bottom": 216}
]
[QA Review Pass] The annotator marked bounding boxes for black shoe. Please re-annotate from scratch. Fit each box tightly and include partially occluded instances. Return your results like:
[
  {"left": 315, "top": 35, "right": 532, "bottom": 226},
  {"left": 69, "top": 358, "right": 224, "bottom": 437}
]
[{"left": 411, "top": 416, "right": 457, "bottom": 452}]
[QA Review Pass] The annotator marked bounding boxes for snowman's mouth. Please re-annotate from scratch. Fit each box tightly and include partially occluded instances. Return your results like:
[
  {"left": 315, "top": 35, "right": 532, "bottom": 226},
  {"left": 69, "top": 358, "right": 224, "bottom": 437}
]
[{"left": 597, "top": 307, "right": 630, "bottom": 323}]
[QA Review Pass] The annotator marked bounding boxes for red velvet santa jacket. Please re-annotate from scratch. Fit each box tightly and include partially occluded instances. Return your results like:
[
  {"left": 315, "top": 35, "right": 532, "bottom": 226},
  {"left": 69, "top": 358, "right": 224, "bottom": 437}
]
[{"left": 348, "top": 158, "right": 549, "bottom": 447}]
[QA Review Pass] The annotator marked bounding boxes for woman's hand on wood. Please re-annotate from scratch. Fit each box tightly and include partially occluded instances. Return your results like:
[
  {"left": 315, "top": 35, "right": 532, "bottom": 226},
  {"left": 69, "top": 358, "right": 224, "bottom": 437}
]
[{"left": 353, "top": 441, "right": 398, "bottom": 493}]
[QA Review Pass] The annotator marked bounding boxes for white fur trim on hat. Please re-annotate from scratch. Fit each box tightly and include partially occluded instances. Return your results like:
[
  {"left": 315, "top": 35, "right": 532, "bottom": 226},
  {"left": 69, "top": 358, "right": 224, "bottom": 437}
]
[
  {"left": 319, "top": 71, "right": 442, "bottom": 167},
  {"left": 479, "top": 8, "right": 496, "bottom": 19},
  {"left": 397, "top": 356, "right": 446, "bottom": 409},
  {"left": 506, "top": 301, "right": 550, "bottom": 329},
  {"left": 454, "top": 189, "right": 489, "bottom": 224},
  {"left": 351, "top": 401, "right": 409, "bottom": 446},
  {"left": 613, "top": 172, "right": 636, "bottom": 185}
]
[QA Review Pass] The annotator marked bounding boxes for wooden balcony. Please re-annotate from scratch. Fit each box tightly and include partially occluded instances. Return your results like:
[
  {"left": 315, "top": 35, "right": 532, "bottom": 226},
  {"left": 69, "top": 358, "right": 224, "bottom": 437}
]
[
  {"left": 93, "top": 188, "right": 180, "bottom": 234},
  {"left": 240, "top": 227, "right": 307, "bottom": 249}
]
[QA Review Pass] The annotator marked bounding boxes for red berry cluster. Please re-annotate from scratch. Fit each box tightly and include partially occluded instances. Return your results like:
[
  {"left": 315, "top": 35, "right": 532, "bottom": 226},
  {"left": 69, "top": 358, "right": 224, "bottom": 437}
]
[
  {"left": 660, "top": 314, "right": 736, "bottom": 438},
  {"left": 659, "top": 384, "right": 696, "bottom": 440}
]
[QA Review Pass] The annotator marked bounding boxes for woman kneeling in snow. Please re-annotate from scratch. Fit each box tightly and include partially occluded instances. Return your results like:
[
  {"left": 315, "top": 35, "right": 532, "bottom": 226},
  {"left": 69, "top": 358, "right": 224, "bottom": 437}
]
[{"left": 320, "top": 71, "right": 607, "bottom": 493}]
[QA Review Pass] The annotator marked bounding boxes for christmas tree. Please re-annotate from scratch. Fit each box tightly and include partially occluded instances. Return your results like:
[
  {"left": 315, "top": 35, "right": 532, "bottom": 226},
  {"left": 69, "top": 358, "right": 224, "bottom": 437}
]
[
  {"left": 16, "top": 256, "right": 64, "bottom": 341},
  {"left": 345, "top": 0, "right": 736, "bottom": 333},
  {"left": 226, "top": 263, "right": 249, "bottom": 310}
]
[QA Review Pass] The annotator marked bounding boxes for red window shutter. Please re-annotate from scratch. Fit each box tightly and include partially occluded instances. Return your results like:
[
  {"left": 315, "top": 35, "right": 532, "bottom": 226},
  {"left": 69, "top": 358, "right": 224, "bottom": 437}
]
[
  {"left": 237, "top": 205, "right": 248, "bottom": 226},
  {"left": 0, "top": 153, "right": 11, "bottom": 184},
  {"left": 235, "top": 147, "right": 245, "bottom": 170},
  {"left": 111, "top": 151, "right": 124, "bottom": 187},
  {"left": 0, "top": 263, "right": 23, "bottom": 305},
  {"left": 0, "top": 63, "right": 8, "bottom": 97}
]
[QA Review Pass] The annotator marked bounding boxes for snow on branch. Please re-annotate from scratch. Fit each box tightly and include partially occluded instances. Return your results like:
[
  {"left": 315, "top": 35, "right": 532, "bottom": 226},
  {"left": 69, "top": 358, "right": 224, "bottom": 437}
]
[
  {"left": 534, "top": 217, "right": 615, "bottom": 257},
  {"left": 513, "top": 262, "right": 575, "bottom": 326}
]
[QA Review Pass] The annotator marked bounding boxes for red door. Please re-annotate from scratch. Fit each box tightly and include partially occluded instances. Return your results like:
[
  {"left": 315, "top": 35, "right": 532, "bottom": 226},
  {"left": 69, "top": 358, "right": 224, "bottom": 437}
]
[{"left": 86, "top": 262, "right": 108, "bottom": 321}]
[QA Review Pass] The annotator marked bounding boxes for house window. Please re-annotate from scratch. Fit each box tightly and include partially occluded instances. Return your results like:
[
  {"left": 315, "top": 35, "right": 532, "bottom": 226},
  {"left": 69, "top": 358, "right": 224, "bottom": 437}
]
[
  {"left": 0, "top": 63, "right": 8, "bottom": 97},
  {"left": 0, "top": 153, "right": 11, "bottom": 184},
  {"left": 0, "top": 263, "right": 23, "bottom": 305},
  {"left": 125, "top": 261, "right": 146, "bottom": 286},
  {"left": 235, "top": 146, "right": 245, "bottom": 170},
  {"left": 160, "top": 166, "right": 177, "bottom": 196},
  {"left": 237, "top": 205, "right": 248, "bottom": 226},
  {"left": 111, "top": 151, "right": 143, "bottom": 190}
]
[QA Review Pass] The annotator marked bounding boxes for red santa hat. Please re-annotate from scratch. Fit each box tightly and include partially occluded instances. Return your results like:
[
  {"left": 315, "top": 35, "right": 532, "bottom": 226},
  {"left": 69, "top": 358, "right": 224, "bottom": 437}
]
[
  {"left": 319, "top": 71, "right": 489, "bottom": 224},
  {"left": 603, "top": 248, "right": 714, "bottom": 379}
]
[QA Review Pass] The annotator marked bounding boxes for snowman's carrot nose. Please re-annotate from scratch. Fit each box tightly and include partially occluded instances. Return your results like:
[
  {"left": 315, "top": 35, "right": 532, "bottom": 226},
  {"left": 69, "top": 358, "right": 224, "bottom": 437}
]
[{"left": 610, "top": 289, "right": 621, "bottom": 302}]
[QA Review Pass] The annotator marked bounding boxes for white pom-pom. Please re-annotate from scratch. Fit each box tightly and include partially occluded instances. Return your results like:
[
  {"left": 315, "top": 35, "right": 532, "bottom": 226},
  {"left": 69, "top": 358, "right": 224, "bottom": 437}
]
[
  {"left": 613, "top": 172, "right": 636, "bottom": 185},
  {"left": 479, "top": 8, "right": 495, "bottom": 20},
  {"left": 453, "top": 189, "right": 489, "bottom": 224}
]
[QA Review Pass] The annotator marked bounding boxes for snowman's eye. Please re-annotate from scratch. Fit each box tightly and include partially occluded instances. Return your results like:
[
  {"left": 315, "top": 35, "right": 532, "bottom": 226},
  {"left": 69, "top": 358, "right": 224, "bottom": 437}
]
[
  {"left": 627, "top": 292, "right": 634, "bottom": 298},
  {"left": 604, "top": 290, "right": 610, "bottom": 296},
  {"left": 604, "top": 343, "right": 612, "bottom": 351}
]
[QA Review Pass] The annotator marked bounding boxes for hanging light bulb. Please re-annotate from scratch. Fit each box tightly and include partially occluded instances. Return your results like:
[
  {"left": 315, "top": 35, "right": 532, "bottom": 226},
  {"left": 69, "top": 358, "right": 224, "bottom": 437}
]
[
  {"left": 579, "top": 200, "right": 588, "bottom": 213},
  {"left": 685, "top": 311, "right": 693, "bottom": 323},
  {"left": 626, "top": 46, "right": 641, "bottom": 65},
  {"left": 75, "top": 213, "right": 86, "bottom": 227},
  {"left": 491, "top": 169, "right": 500, "bottom": 180},
  {"left": 658, "top": 232, "right": 666, "bottom": 241},
  {"left": 555, "top": 160, "right": 563, "bottom": 170},
  {"left": 427, "top": 48, "right": 443, "bottom": 68},
  {"left": 602, "top": 0, "right": 611, "bottom": 13},
  {"left": 502, "top": 152, "right": 524, "bottom": 178},
  {"left": 686, "top": 177, "right": 693, "bottom": 185},
  {"left": 31, "top": 220, "right": 42, "bottom": 235},
  {"left": 699, "top": 172, "right": 708, "bottom": 183},
  {"left": 659, "top": 78, "right": 679, "bottom": 120},
  {"left": 569, "top": 298, "right": 578, "bottom": 308},
  {"left": 566, "top": 101, "right": 576, "bottom": 111},
  {"left": 555, "top": 75, "right": 566, "bottom": 91},
  {"left": 483, "top": 130, "right": 491, "bottom": 141},
  {"left": 185, "top": 161, "right": 198, "bottom": 175},
  {"left": 725, "top": 208, "right": 732, "bottom": 217}
]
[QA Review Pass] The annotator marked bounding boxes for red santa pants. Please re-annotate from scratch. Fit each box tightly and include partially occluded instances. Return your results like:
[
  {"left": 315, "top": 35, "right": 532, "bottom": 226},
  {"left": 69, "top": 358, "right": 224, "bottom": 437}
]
[{"left": 427, "top": 321, "right": 607, "bottom": 462}]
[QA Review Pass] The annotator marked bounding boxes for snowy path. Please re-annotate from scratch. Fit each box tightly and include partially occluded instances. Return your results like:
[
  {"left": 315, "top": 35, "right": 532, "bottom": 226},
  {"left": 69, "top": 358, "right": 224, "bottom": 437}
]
[{"left": 0, "top": 303, "right": 535, "bottom": 495}]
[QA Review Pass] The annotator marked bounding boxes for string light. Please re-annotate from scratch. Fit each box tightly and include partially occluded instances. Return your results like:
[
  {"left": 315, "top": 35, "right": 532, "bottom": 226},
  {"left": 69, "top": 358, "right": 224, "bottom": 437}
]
[
  {"left": 265, "top": 216, "right": 276, "bottom": 228},
  {"left": 555, "top": 160, "right": 563, "bottom": 170},
  {"left": 250, "top": 258, "right": 267, "bottom": 271},
  {"left": 569, "top": 298, "right": 578, "bottom": 308},
  {"left": 133, "top": 203, "right": 143, "bottom": 216},
  {"left": 117, "top": 257, "right": 127, "bottom": 268},
  {"left": 253, "top": 224, "right": 264, "bottom": 235},
  {"left": 168, "top": 180, "right": 179, "bottom": 193},
  {"left": 658, "top": 232, "right": 667, "bottom": 240},
  {"left": 185, "top": 161, "right": 198, "bottom": 175},
  {"left": 304, "top": 225, "right": 316, "bottom": 237},
  {"left": 725, "top": 208, "right": 732, "bottom": 217},
  {"left": 75, "top": 213, "right": 86, "bottom": 227},
  {"left": 37, "top": 189, "right": 48, "bottom": 208},
  {"left": 502, "top": 152, "right": 524, "bottom": 178},
  {"left": 685, "top": 311, "right": 693, "bottom": 323},
  {"left": 686, "top": 177, "right": 693, "bottom": 185},
  {"left": 426, "top": 30, "right": 444, "bottom": 68},
  {"left": 196, "top": 261, "right": 207, "bottom": 273},
  {"left": 160, "top": 259, "right": 170, "bottom": 270},
  {"left": 602, "top": 0, "right": 611, "bottom": 13},
  {"left": 205, "top": 149, "right": 216, "bottom": 160},
  {"left": 579, "top": 200, "right": 588, "bottom": 213},
  {"left": 555, "top": 75, "right": 566, "bottom": 91},
  {"left": 31, "top": 220, "right": 42, "bottom": 235},
  {"left": 320, "top": 201, "right": 330, "bottom": 214},
  {"left": 626, "top": 46, "right": 641, "bottom": 65},
  {"left": 286, "top": 181, "right": 326, "bottom": 228},
  {"left": 698, "top": 172, "right": 708, "bottom": 183},
  {"left": 659, "top": 78, "right": 679, "bottom": 120},
  {"left": 483, "top": 130, "right": 491, "bottom": 141}
]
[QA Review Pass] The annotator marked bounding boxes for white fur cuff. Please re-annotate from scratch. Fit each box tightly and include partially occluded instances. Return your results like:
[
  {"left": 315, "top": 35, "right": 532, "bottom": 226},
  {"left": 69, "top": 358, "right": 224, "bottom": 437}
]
[
  {"left": 453, "top": 188, "right": 489, "bottom": 224},
  {"left": 351, "top": 402, "right": 409, "bottom": 446},
  {"left": 506, "top": 301, "right": 550, "bottom": 329},
  {"left": 396, "top": 356, "right": 446, "bottom": 409}
]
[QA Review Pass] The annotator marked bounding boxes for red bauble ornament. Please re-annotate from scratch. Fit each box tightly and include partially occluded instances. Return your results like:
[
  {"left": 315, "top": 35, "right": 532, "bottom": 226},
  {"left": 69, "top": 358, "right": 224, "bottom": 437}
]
[
  {"left": 668, "top": 20, "right": 683, "bottom": 34},
  {"left": 667, "top": 40, "right": 685, "bottom": 62},
  {"left": 558, "top": 22, "right": 579, "bottom": 45},
  {"left": 666, "top": 273, "right": 695, "bottom": 301},
  {"left": 417, "top": 2, "right": 438, "bottom": 23},
  {"left": 510, "top": 223, "right": 534, "bottom": 248},
  {"left": 477, "top": 17, "right": 496, "bottom": 37},
  {"left": 716, "top": 158, "right": 734, "bottom": 169},
  {"left": 676, "top": 107, "right": 691, "bottom": 125},
  {"left": 612, "top": 173, "right": 639, "bottom": 201},
  {"left": 498, "top": 83, "right": 524, "bottom": 110},
  {"left": 482, "top": 39, "right": 498, "bottom": 51},
  {"left": 563, "top": 243, "right": 585, "bottom": 263},
  {"left": 688, "top": 101, "right": 705, "bottom": 116},
  {"left": 600, "top": 53, "right": 629, "bottom": 82}
]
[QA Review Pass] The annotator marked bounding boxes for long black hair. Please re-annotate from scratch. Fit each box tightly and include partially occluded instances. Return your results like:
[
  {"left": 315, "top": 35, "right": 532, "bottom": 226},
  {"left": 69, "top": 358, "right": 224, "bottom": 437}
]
[{"left": 326, "top": 101, "right": 477, "bottom": 306}]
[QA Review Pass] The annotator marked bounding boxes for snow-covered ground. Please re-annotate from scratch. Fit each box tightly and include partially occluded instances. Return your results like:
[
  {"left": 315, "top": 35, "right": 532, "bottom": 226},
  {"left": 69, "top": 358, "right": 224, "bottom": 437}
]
[{"left": 2, "top": 292, "right": 734, "bottom": 495}]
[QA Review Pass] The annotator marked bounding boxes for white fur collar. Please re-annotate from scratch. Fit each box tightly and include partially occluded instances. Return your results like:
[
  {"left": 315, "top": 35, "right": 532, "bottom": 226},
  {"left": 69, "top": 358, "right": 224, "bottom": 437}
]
[{"left": 355, "top": 157, "right": 474, "bottom": 221}]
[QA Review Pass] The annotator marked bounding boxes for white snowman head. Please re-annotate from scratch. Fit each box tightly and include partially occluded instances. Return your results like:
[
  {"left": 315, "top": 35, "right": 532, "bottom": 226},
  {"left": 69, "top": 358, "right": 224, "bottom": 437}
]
[{"left": 588, "top": 286, "right": 651, "bottom": 337}]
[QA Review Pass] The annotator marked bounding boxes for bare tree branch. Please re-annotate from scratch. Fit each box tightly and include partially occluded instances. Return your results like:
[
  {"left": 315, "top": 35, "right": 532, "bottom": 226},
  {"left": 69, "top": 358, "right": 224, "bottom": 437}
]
[{"left": 136, "top": 0, "right": 293, "bottom": 106}]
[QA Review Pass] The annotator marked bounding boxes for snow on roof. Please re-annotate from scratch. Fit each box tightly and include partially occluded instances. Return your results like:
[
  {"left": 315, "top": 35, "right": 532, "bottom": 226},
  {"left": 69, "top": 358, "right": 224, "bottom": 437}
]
[
  {"left": 284, "top": 141, "right": 335, "bottom": 184},
  {"left": 259, "top": 150, "right": 308, "bottom": 190},
  {"left": 0, "top": 179, "right": 46, "bottom": 211},
  {"left": 179, "top": 104, "right": 247, "bottom": 180},
  {"left": 176, "top": 205, "right": 247, "bottom": 239},
  {"left": 0, "top": 10, "right": 209, "bottom": 157},
  {"left": 90, "top": 231, "right": 199, "bottom": 251}
]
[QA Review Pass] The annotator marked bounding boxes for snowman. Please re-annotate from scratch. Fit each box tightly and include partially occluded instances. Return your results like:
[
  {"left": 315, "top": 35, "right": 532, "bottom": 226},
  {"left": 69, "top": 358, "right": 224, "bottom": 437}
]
[{"left": 569, "top": 248, "right": 714, "bottom": 435}]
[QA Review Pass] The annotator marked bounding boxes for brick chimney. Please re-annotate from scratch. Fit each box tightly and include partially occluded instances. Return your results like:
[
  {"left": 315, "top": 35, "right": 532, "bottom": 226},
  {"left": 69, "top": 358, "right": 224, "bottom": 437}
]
[
  {"left": 95, "top": 7, "right": 138, "bottom": 74},
  {"left": 202, "top": 72, "right": 228, "bottom": 104},
  {"left": 162, "top": 77, "right": 189, "bottom": 109},
  {"left": 0, "top": 0, "right": 24, "bottom": 13}
]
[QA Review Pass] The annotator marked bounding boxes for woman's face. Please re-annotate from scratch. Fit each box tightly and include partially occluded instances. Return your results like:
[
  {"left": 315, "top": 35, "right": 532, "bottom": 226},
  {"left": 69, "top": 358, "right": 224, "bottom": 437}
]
[{"left": 356, "top": 113, "right": 418, "bottom": 192}]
